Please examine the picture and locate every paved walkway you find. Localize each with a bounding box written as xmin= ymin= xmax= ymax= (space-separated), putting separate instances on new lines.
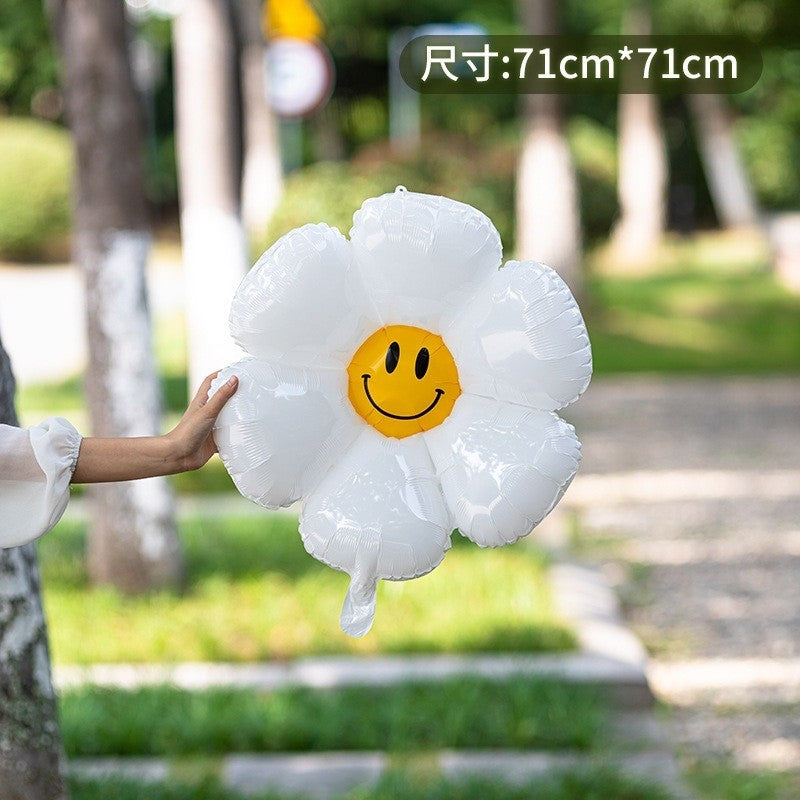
xmin=0 ymin=253 xmax=184 ymax=385
xmin=563 ymin=376 xmax=800 ymax=773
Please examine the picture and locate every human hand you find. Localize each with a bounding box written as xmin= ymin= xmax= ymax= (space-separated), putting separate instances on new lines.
xmin=164 ymin=372 xmax=239 ymax=472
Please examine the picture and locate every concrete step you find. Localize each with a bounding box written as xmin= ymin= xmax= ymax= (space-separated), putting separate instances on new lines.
xmin=54 ymin=652 xmax=650 ymax=707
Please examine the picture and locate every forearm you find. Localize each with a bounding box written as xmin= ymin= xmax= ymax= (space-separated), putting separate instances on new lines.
xmin=70 ymin=372 xmax=237 ymax=484
xmin=71 ymin=435 xmax=190 ymax=483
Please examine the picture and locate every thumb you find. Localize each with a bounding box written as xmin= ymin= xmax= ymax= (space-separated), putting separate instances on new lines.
xmin=204 ymin=374 xmax=238 ymax=419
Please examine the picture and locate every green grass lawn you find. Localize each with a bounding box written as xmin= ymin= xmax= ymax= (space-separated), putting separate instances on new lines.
xmin=70 ymin=768 xmax=677 ymax=800
xmin=688 ymin=762 xmax=800 ymax=800
xmin=586 ymin=262 xmax=800 ymax=374
xmin=60 ymin=677 xmax=604 ymax=756
xmin=40 ymin=514 xmax=574 ymax=663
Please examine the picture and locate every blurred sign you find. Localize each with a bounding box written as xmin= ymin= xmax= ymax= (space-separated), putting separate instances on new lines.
xmin=264 ymin=0 xmax=324 ymax=40
xmin=266 ymin=37 xmax=334 ymax=118
xmin=388 ymin=23 xmax=487 ymax=153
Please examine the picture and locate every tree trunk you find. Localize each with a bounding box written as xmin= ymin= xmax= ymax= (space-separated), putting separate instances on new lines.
xmin=515 ymin=0 xmax=583 ymax=298
xmin=234 ymin=0 xmax=283 ymax=236
xmin=688 ymin=92 xmax=760 ymax=230
xmin=48 ymin=0 xmax=182 ymax=593
xmin=0 ymin=333 xmax=68 ymax=800
xmin=611 ymin=3 xmax=668 ymax=267
xmin=174 ymin=0 xmax=250 ymax=391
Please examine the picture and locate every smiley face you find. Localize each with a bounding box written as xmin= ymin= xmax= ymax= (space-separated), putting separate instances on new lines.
xmin=347 ymin=325 xmax=461 ymax=438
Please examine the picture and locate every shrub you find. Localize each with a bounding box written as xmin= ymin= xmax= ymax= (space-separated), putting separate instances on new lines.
xmin=738 ymin=114 xmax=800 ymax=210
xmin=0 ymin=117 xmax=72 ymax=260
xmin=256 ymin=133 xmax=515 ymax=257
xmin=257 ymin=126 xmax=617 ymax=259
xmin=258 ymin=161 xmax=406 ymax=255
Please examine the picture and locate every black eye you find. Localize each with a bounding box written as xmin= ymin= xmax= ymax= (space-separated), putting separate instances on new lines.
xmin=385 ymin=341 xmax=400 ymax=373
xmin=415 ymin=348 xmax=429 ymax=379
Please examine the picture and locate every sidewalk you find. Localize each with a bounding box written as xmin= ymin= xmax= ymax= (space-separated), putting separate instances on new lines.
xmin=563 ymin=376 xmax=800 ymax=774
xmin=0 ymin=251 xmax=184 ymax=385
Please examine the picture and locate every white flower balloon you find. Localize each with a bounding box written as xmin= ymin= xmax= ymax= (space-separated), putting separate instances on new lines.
xmin=211 ymin=188 xmax=592 ymax=637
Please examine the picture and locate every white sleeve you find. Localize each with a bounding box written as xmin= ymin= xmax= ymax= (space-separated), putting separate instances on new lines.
xmin=0 ymin=418 xmax=83 ymax=548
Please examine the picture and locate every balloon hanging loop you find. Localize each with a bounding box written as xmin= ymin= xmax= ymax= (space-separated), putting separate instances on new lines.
xmin=395 ymin=185 xmax=408 ymax=194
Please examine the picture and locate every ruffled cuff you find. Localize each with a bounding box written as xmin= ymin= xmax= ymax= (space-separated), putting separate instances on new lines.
xmin=28 ymin=416 xmax=83 ymax=539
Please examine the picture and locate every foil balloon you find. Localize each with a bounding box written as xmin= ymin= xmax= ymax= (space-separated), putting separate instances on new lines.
xmin=211 ymin=188 xmax=592 ymax=637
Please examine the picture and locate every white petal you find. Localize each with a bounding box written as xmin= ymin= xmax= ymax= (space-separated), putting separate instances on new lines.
xmin=425 ymin=394 xmax=581 ymax=548
xmin=442 ymin=260 xmax=592 ymax=411
xmin=229 ymin=224 xmax=379 ymax=368
xmin=350 ymin=190 xmax=502 ymax=330
xmin=211 ymin=359 xmax=360 ymax=509
xmin=299 ymin=429 xmax=452 ymax=636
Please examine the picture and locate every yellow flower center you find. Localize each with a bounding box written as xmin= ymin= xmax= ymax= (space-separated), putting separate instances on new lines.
xmin=347 ymin=325 xmax=461 ymax=439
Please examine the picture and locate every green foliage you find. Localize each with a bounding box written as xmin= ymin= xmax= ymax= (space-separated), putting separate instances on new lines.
xmin=738 ymin=114 xmax=800 ymax=208
xmin=653 ymin=0 xmax=795 ymax=36
xmin=0 ymin=117 xmax=72 ymax=259
xmin=0 ymin=0 xmax=58 ymax=114
xmin=688 ymin=761 xmax=800 ymax=800
xmin=145 ymin=132 xmax=180 ymax=207
xmin=258 ymin=161 xmax=406 ymax=254
xmin=650 ymin=0 xmax=800 ymax=211
xmin=735 ymin=48 xmax=800 ymax=210
xmin=170 ymin=458 xmax=236 ymax=495
xmin=260 ymin=122 xmax=618 ymax=259
xmin=568 ymin=116 xmax=619 ymax=243
xmin=337 ymin=96 xmax=389 ymax=148
xmin=16 ymin=373 xmax=82 ymax=416
xmin=257 ymin=140 xmax=515 ymax=257
xmin=60 ymin=678 xmax=605 ymax=757
xmin=368 ymin=768 xmax=676 ymax=800
xmin=39 ymin=515 xmax=574 ymax=663
xmin=70 ymin=776 xmax=280 ymax=800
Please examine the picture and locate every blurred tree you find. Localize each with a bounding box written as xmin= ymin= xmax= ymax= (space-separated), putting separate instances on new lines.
xmin=688 ymin=93 xmax=760 ymax=230
xmin=0 ymin=332 xmax=67 ymax=800
xmin=654 ymin=0 xmax=795 ymax=224
xmin=48 ymin=0 xmax=183 ymax=592
xmin=515 ymin=0 xmax=583 ymax=295
xmin=611 ymin=1 xmax=667 ymax=266
xmin=4 ymin=0 xmax=799 ymax=219
xmin=174 ymin=0 xmax=250 ymax=390
xmin=234 ymin=0 xmax=284 ymax=236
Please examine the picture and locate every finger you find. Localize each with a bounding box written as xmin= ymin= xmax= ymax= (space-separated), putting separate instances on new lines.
xmin=203 ymin=374 xmax=238 ymax=419
xmin=191 ymin=372 xmax=220 ymax=410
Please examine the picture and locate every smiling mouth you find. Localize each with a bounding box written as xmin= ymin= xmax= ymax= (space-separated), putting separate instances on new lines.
xmin=361 ymin=374 xmax=444 ymax=420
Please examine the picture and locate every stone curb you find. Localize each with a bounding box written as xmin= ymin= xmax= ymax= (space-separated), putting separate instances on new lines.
xmin=548 ymin=561 xmax=653 ymax=709
xmin=69 ymin=749 xmax=685 ymax=800
xmin=54 ymin=652 xmax=644 ymax=694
